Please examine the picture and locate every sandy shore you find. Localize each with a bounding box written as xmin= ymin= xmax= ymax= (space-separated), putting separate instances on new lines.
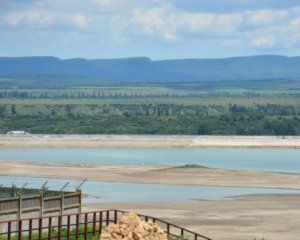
xmin=1 ymin=160 xmax=300 ymax=239
xmin=1 ymin=134 xmax=300 ymax=148
xmin=1 ymin=160 xmax=300 ymax=190
xmin=84 ymin=195 xmax=300 ymax=240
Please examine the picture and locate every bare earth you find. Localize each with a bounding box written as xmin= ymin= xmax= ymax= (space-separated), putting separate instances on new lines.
xmin=84 ymin=195 xmax=300 ymax=240
xmin=0 ymin=134 xmax=300 ymax=148
xmin=1 ymin=135 xmax=300 ymax=240
xmin=1 ymin=160 xmax=300 ymax=239
xmin=1 ymin=160 xmax=300 ymax=190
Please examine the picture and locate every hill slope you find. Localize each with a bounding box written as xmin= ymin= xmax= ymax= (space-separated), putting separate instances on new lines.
xmin=0 ymin=55 xmax=300 ymax=88
xmin=156 ymin=55 xmax=300 ymax=81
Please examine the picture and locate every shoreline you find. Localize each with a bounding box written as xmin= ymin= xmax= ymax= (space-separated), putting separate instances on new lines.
xmin=83 ymin=195 xmax=300 ymax=240
xmin=1 ymin=160 xmax=300 ymax=190
xmin=1 ymin=134 xmax=300 ymax=148
xmin=1 ymin=159 xmax=300 ymax=239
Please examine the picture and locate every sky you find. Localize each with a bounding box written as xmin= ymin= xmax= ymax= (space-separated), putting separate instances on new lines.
xmin=0 ymin=0 xmax=300 ymax=59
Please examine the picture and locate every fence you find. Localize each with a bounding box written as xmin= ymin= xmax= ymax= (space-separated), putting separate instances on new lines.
xmin=0 ymin=209 xmax=213 ymax=240
xmin=0 ymin=187 xmax=81 ymax=219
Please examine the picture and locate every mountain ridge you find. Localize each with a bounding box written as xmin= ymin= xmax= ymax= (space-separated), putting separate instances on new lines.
xmin=0 ymin=55 xmax=300 ymax=88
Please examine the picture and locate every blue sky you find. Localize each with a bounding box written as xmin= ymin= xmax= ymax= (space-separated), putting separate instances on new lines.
xmin=0 ymin=0 xmax=300 ymax=59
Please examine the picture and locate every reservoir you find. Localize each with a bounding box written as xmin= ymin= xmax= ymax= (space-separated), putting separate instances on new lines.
xmin=0 ymin=148 xmax=300 ymax=173
xmin=1 ymin=176 xmax=299 ymax=203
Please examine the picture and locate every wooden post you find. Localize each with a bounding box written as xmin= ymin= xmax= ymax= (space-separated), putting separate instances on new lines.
xmin=78 ymin=190 xmax=82 ymax=213
xmin=76 ymin=214 xmax=80 ymax=240
xmin=106 ymin=211 xmax=109 ymax=226
xmin=84 ymin=213 xmax=88 ymax=240
xmin=167 ymin=224 xmax=170 ymax=237
xmin=29 ymin=219 xmax=33 ymax=240
xmin=58 ymin=216 xmax=62 ymax=240
xmin=38 ymin=218 xmax=42 ymax=240
xmin=17 ymin=194 xmax=22 ymax=219
xmin=114 ymin=211 xmax=117 ymax=224
xmin=18 ymin=220 xmax=22 ymax=240
xmin=48 ymin=217 xmax=52 ymax=240
xmin=60 ymin=191 xmax=64 ymax=215
xmin=40 ymin=191 xmax=44 ymax=217
xmin=99 ymin=212 xmax=103 ymax=235
xmin=92 ymin=212 xmax=96 ymax=236
xmin=67 ymin=215 xmax=71 ymax=239
xmin=7 ymin=222 xmax=11 ymax=240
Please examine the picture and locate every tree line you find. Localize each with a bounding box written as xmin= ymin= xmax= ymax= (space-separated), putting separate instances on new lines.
xmin=0 ymin=103 xmax=299 ymax=135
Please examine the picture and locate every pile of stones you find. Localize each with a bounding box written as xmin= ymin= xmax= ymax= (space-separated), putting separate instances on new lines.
xmin=100 ymin=212 xmax=168 ymax=240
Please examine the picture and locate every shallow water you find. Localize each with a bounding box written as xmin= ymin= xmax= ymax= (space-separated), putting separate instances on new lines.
xmin=1 ymin=176 xmax=299 ymax=203
xmin=0 ymin=148 xmax=300 ymax=173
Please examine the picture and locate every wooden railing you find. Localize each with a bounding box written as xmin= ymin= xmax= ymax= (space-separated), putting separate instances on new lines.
xmin=0 ymin=191 xmax=81 ymax=217
xmin=0 ymin=209 xmax=213 ymax=240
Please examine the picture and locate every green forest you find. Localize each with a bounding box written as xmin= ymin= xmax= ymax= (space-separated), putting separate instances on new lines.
xmin=0 ymin=87 xmax=299 ymax=135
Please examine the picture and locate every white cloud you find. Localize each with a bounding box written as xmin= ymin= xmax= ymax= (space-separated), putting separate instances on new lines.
xmin=2 ymin=10 xmax=89 ymax=30
xmin=131 ymin=4 xmax=178 ymax=42
xmin=246 ymin=9 xmax=288 ymax=26
xmin=249 ymin=36 xmax=276 ymax=48
xmin=290 ymin=17 xmax=300 ymax=27
xmin=1 ymin=0 xmax=300 ymax=51
xmin=130 ymin=4 xmax=243 ymax=42
xmin=128 ymin=3 xmax=300 ymax=51
xmin=73 ymin=15 xmax=88 ymax=28
xmin=26 ymin=11 xmax=40 ymax=23
xmin=179 ymin=13 xmax=214 ymax=32
xmin=90 ymin=0 xmax=112 ymax=7
xmin=41 ymin=15 xmax=53 ymax=25
xmin=3 ymin=12 xmax=23 ymax=26
xmin=163 ymin=32 xmax=177 ymax=42
xmin=131 ymin=5 xmax=170 ymax=35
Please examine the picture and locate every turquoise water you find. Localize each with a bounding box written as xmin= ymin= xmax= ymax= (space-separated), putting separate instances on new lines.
xmin=1 ymin=176 xmax=299 ymax=203
xmin=0 ymin=148 xmax=299 ymax=173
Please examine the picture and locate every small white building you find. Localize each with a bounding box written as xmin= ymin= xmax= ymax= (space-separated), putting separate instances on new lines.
xmin=6 ymin=131 xmax=31 ymax=135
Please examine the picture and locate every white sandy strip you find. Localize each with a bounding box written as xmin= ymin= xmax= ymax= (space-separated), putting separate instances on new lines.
xmin=0 ymin=134 xmax=300 ymax=148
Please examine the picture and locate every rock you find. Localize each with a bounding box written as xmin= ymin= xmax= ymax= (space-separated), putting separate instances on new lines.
xmin=100 ymin=212 xmax=167 ymax=240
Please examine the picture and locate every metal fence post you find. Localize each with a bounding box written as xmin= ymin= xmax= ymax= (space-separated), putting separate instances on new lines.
xmin=7 ymin=221 xmax=11 ymax=240
xmin=114 ymin=210 xmax=117 ymax=224
xmin=18 ymin=219 xmax=22 ymax=240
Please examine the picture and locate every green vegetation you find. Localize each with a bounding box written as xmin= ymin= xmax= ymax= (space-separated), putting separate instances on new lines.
xmin=152 ymin=164 xmax=208 ymax=172
xmin=175 ymin=164 xmax=208 ymax=169
xmin=168 ymin=237 xmax=187 ymax=240
xmin=0 ymin=84 xmax=299 ymax=135
xmin=0 ymin=101 xmax=299 ymax=135
xmin=0 ymin=225 xmax=99 ymax=240
xmin=0 ymin=233 xmax=186 ymax=240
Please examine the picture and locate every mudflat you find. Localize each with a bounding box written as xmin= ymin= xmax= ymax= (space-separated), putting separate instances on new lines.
xmin=0 ymin=134 xmax=300 ymax=148
xmin=1 ymin=160 xmax=300 ymax=189
xmin=84 ymin=195 xmax=300 ymax=240
xmin=1 ymin=160 xmax=300 ymax=239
